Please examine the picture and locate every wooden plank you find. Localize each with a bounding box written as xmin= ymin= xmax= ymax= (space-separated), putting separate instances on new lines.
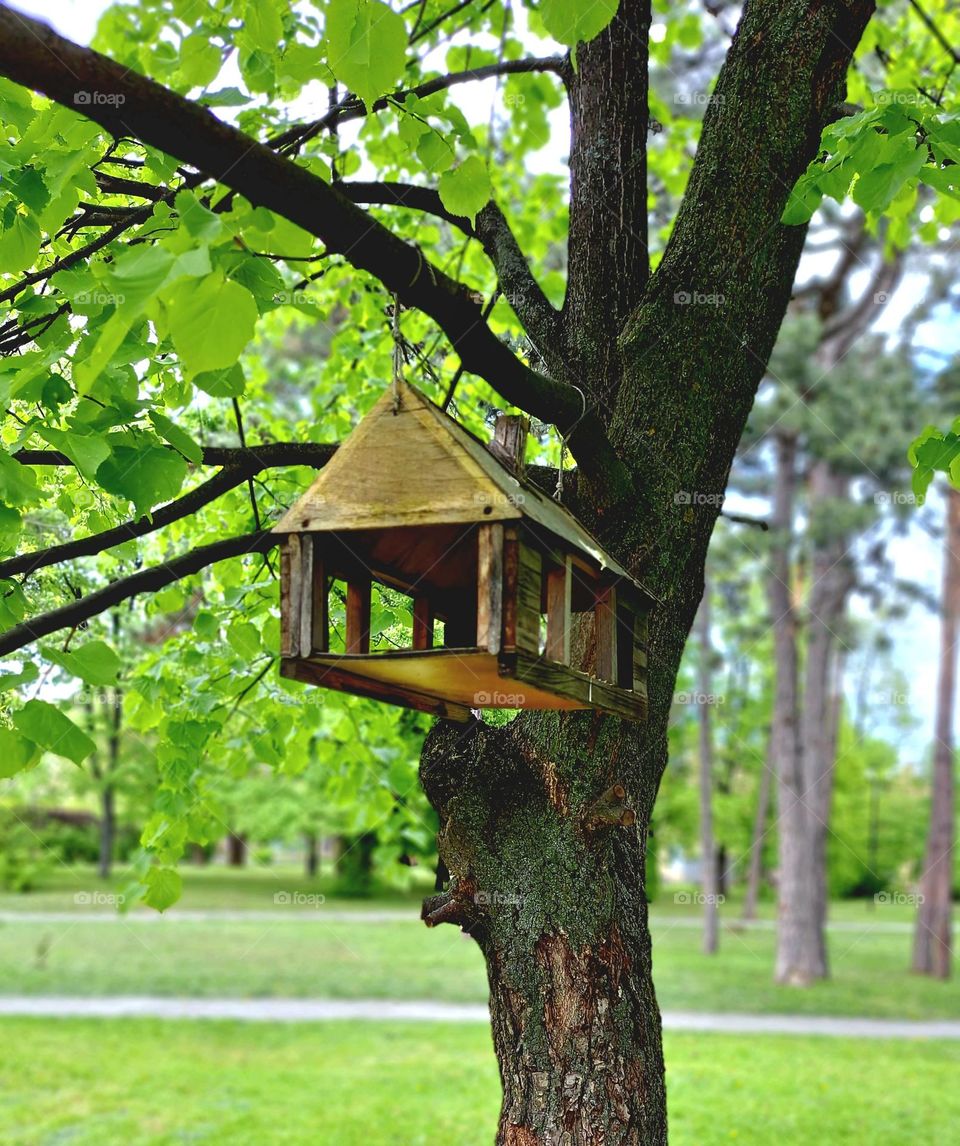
xmin=615 ymin=597 xmax=636 ymax=689
xmin=310 ymin=539 xmax=329 ymax=655
xmin=345 ymin=577 xmax=371 ymax=654
xmin=280 ymin=536 xmax=302 ymax=657
xmin=298 ymin=533 xmax=314 ymax=658
xmin=506 ymin=649 xmax=647 ymax=722
xmin=280 ymin=658 xmax=471 ymax=722
xmin=502 ymin=528 xmax=519 ymax=651
xmin=476 ymin=523 xmax=504 ymax=654
xmin=412 ymin=595 xmax=433 ymax=650
xmin=632 ymin=607 xmax=649 ymax=691
xmin=594 ymin=584 xmax=617 ymax=683
xmin=544 ymin=555 xmax=572 ymax=664
xmin=516 ymin=540 xmax=542 ymax=654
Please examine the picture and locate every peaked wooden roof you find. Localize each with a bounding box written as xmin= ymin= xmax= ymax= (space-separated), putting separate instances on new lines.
xmin=274 ymin=382 xmax=653 ymax=598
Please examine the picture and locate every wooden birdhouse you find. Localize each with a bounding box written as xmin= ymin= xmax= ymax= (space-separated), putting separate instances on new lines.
xmin=273 ymin=382 xmax=654 ymax=722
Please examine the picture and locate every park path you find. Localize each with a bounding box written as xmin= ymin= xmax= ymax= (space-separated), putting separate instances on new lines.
xmin=0 ymin=910 xmax=937 ymax=932
xmin=0 ymin=995 xmax=958 ymax=1038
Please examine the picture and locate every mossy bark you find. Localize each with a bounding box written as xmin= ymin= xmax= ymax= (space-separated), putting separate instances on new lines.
xmin=420 ymin=2 xmax=875 ymax=1141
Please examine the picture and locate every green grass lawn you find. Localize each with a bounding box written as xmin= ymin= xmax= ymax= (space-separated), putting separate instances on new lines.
xmin=1 ymin=910 xmax=958 ymax=1018
xmin=0 ymin=863 xmax=430 ymax=914
xmin=1 ymin=1017 xmax=957 ymax=1145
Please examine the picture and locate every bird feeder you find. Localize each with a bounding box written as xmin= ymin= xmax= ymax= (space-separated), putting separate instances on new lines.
xmin=273 ymin=382 xmax=654 ymax=722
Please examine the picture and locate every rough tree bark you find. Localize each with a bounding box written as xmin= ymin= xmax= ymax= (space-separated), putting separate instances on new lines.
xmin=696 ymin=588 xmax=720 ymax=954
xmin=0 ymin=0 xmax=876 ymax=1138
xmin=421 ymin=5 xmax=875 ymax=1139
xmin=912 ymin=484 xmax=960 ymax=979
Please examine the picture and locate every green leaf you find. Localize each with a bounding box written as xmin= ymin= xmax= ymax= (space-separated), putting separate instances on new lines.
xmin=325 ymin=0 xmax=407 ymax=109
xmin=180 ymin=34 xmax=222 ymax=87
xmin=0 ymin=212 xmax=41 ymax=275
xmin=166 ymin=271 xmax=258 ymax=378
xmin=174 ymin=189 xmax=223 ymax=242
xmin=194 ymin=363 xmax=246 ymax=397
xmin=538 ymin=0 xmax=619 ymax=47
xmin=0 ymin=451 xmax=39 ymax=506
xmin=12 ymin=700 xmax=96 ymax=765
xmin=36 ymin=428 xmax=111 ymax=483
xmin=149 ymin=411 xmax=203 ymax=464
xmin=0 ymin=661 xmax=38 ymax=693
xmin=96 ymin=442 xmax=188 ymax=516
xmin=0 ymin=727 xmax=41 ymax=779
xmin=42 ymin=640 xmax=121 ymax=687
xmin=105 ymin=245 xmax=178 ymax=311
xmin=438 ymin=156 xmax=492 ymax=225
xmin=143 ymin=865 xmax=182 ymax=912
xmin=227 ymin=620 xmax=261 ymax=659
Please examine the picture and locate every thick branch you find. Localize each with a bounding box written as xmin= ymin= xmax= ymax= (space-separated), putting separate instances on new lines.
xmin=0 ymin=531 xmax=273 ymax=657
xmin=0 ymin=6 xmax=628 ymax=499
xmin=13 ymin=442 xmax=338 ymax=469
xmin=1 ymin=467 xmax=252 ymax=580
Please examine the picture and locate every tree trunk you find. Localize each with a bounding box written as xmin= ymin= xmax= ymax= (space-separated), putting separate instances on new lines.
xmin=98 ymin=785 xmax=115 ymax=881
xmin=226 ymin=832 xmax=247 ymax=867
xmin=97 ymin=682 xmax=121 ymax=880
xmin=418 ymin=2 xmax=873 ymax=1136
xmin=743 ymin=753 xmax=772 ymax=921
xmin=696 ymin=591 xmax=720 ymax=954
xmin=912 ymin=484 xmax=960 ymax=978
xmin=305 ymin=831 xmax=320 ymax=879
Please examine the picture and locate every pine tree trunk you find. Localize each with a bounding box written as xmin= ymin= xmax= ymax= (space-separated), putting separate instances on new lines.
xmin=912 ymin=484 xmax=960 ymax=978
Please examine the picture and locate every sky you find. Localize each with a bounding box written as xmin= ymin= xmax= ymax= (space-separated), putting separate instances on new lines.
xmin=8 ymin=0 xmax=955 ymax=759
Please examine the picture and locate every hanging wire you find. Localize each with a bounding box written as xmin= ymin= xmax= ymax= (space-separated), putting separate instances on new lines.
xmin=553 ymin=385 xmax=587 ymax=501
xmin=391 ymin=292 xmax=403 ymax=413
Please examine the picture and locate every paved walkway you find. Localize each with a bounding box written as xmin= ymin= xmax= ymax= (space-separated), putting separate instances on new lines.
xmin=0 ymin=996 xmax=957 ymax=1038
xmin=0 ymin=910 xmax=935 ymax=932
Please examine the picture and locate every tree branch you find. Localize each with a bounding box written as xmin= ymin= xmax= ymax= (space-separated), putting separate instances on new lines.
xmin=272 ymin=56 xmax=568 ymax=153
xmin=0 ymin=5 xmax=629 ymax=500
xmin=0 ymin=467 xmax=252 ymax=580
xmin=0 ymin=531 xmax=273 ymax=657
xmin=13 ymin=442 xmax=338 ymax=469
xmin=340 ymin=182 xmax=563 ymax=362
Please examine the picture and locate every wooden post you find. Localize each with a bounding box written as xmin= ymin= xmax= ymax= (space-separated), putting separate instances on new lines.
xmin=476 ymin=523 xmax=504 ymax=654
xmin=489 ymin=414 xmax=529 ymax=474
xmin=280 ymin=536 xmax=302 ymax=657
xmin=310 ymin=540 xmax=329 ymax=655
xmin=515 ymin=539 xmax=542 ymax=654
xmin=595 ymin=584 xmax=618 ymax=682
xmin=412 ymin=595 xmax=433 ymax=650
xmin=345 ymin=577 xmax=371 ymax=653
xmin=545 ymin=555 xmax=572 ymax=664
